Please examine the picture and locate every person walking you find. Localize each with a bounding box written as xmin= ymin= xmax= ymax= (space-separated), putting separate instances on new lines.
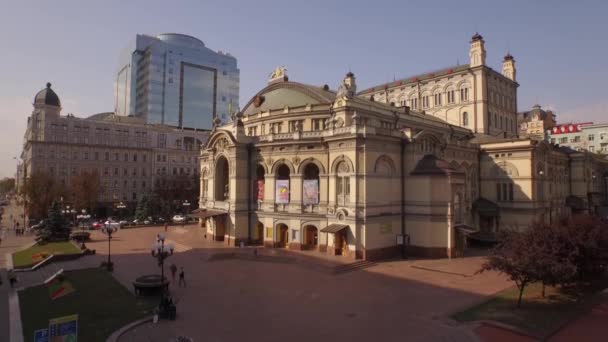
xmin=164 ymin=222 xmax=168 ymax=232
xmin=170 ymin=263 xmax=177 ymax=282
xmin=8 ymin=270 xmax=17 ymax=288
xmin=178 ymin=267 xmax=186 ymax=287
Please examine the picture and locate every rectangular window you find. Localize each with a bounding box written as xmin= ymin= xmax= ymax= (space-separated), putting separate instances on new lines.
xmin=288 ymin=120 xmax=303 ymax=132
xmin=422 ymin=96 xmax=429 ymax=108
xmin=312 ymin=119 xmax=323 ymax=131
xmin=460 ymin=88 xmax=469 ymax=102
xmin=588 ymin=134 xmax=595 ymax=141
xmin=574 ymin=136 xmax=581 ymax=142
xmin=410 ymin=98 xmax=418 ymax=109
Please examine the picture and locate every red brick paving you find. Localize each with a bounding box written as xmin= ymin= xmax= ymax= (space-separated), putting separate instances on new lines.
xmin=549 ymin=299 xmax=608 ymax=342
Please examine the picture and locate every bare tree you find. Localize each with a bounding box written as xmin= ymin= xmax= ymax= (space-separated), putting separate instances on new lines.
xmin=70 ymin=170 xmax=101 ymax=212
xmin=22 ymin=171 xmax=66 ymax=220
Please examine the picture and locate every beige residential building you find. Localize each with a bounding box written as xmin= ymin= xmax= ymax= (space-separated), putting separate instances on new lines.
xmin=359 ymin=34 xmax=519 ymax=139
xmin=196 ymin=67 xmax=608 ymax=261
xmin=19 ymin=83 xmax=208 ymax=211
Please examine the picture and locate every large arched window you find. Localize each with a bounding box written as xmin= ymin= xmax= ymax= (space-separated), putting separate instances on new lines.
xmin=215 ymin=156 xmax=229 ymax=201
xmin=275 ymin=164 xmax=291 ymax=204
xmin=303 ymin=163 xmax=320 ymax=205
xmin=335 ymin=161 xmax=350 ymax=206
xmin=454 ymin=193 xmax=463 ymax=224
xmin=255 ymin=165 xmax=265 ymax=203
xmin=462 ymin=112 xmax=469 ymax=127
xmin=201 ymin=169 xmax=209 ymax=200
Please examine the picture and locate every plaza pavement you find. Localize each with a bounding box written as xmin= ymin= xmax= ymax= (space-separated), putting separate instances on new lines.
xmin=81 ymin=225 xmax=511 ymax=342
xmin=0 ymin=198 xmax=35 ymax=342
xmin=5 ymin=218 xmax=606 ymax=341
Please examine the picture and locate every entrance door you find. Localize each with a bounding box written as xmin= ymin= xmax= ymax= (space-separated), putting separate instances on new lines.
xmin=277 ymin=224 xmax=288 ymax=247
xmin=334 ymin=230 xmax=347 ymax=256
xmin=215 ymin=216 xmax=226 ymax=241
xmin=479 ymin=215 xmax=494 ymax=233
xmin=256 ymin=222 xmax=264 ymax=244
xmin=304 ymin=226 xmax=318 ymax=250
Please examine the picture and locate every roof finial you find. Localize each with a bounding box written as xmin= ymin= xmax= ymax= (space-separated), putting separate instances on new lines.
xmin=46 ymin=82 xmax=51 ymax=88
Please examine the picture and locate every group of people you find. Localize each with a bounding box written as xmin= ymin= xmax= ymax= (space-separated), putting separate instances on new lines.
xmin=170 ymin=263 xmax=186 ymax=287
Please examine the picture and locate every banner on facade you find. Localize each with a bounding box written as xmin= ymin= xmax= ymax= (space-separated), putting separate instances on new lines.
xmin=48 ymin=314 xmax=78 ymax=341
xmin=275 ymin=180 xmax=290 ymax=204
xmin=302 ymin=179 xmax=319 ymax=205
xmin=257 ymin=180 xmax=264 ymax=201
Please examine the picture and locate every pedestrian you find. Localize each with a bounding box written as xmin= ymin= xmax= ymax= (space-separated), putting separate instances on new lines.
xmin=8 ymin=270 xmax=17 ymax=288
xmin=170 ymin=263 xmax=177 ymax=282
xmin=164 ymin=222 xmax=168 ymax=232
xmin=178 ymin=267 xmax=186 ymax=287
xmin=15 ymin=222 xmax=20 ymax=236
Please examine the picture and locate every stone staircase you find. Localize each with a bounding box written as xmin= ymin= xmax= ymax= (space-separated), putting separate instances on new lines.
xmin=13 ymin=254 xmax=101 ymax=289
xmin=332 ymin=260 xmax=377 ymax=275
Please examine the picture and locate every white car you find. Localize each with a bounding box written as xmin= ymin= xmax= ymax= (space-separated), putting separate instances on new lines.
xmin=172 ymin=215 xmax=186 ymax=223
xmin=103 ymin=220 xmax=121 ymax=230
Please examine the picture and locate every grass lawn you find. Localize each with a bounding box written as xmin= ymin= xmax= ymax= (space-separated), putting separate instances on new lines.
xmin=19 ymin=268 xmax=156 ymax=342
xmin=452 ymin=282 xmax=602 ymax=338
xmin=12 ymin=241 xmax=82 ymax=268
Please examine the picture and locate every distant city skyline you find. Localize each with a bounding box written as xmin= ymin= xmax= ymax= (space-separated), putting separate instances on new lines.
xmin=1 ymin=0 xmax=607 ymax=178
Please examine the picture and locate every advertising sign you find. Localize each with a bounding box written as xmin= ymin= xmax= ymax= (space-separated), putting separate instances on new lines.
xmin=302 ymin=179 xmax=319 ymax=205
xmin=34 ymin=329 xmax=49 ymax=342
xmin=48 ymin=314 xmax=78 ymax=342
xmin=275 ymin=180 xmax=290 ymax=204
xmin=257 ymin=180 xmax=264 ymax=201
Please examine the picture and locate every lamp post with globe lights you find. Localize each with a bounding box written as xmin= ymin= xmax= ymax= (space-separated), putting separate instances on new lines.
xmin=101 ymin=222 xmax=118 ymax=271
xmin=77 ymin=209 xmax=91 ymax=249
xmin=151 ymin=233 xmax=174 ymax=303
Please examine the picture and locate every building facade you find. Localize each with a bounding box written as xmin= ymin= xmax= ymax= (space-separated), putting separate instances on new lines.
xmin=20 ymin=83 xmax=208 ymax=210
xmin=549 ymin=122 xmax=608 ymax=154
xmin=358 ymin=34 xmax=519 ymax=139
xmin=197 ymin=70 xmax=608 ymax=261
xmin=518 ymin=104 xmax=557 ymax=140
xmin=114 ymin=33 xmax=239 ymax=129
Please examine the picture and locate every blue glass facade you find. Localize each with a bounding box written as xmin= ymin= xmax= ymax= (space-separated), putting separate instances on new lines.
xmin=114 ymin=33 xmax=239 ymax=129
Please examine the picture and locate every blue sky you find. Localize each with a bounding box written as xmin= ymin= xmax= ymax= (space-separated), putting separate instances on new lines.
xmin=1 ymin=0 xmax=607 ymax=177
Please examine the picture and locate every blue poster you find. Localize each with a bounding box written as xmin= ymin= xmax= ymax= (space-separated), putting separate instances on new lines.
xmin=48 ymin=314 xmax=78 ymax=341
xmin=34 ymin=329 xmax=49 ymax=342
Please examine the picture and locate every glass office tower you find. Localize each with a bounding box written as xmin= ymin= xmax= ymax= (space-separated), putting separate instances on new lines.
xmin=114 ymin=33 xmax=239 ymax=129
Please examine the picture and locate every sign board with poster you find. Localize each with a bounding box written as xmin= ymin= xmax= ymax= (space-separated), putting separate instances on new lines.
xmin=302 ymin=179 xmax=319 ymax=205
xmin=34 ymin=329 xmax=49 ymax=342
xmin=48 ymin=314 xmax=78 ymax=342
xmin=275 ymin=180 xmax=290 ymax=204
xmin=256 ymin=180 xmax=264 ymax=201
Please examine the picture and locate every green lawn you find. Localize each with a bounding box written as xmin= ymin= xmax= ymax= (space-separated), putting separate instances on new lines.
xmin=452 ymin=282 xmax=600 ymax=338
xmin=19 ymin=268 xmax=156 ymax=342
xmin=12 ymin=241 xmax=82 ymax=268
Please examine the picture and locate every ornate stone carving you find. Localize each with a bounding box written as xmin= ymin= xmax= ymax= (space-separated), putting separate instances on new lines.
xmin=292 ymin=156 xmax=301 ymax=166
xmin=268 ymin=66 xmax=288 ymax=82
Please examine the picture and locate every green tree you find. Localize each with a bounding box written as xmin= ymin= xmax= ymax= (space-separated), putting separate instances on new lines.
xmin=23 ymin=171 xmax=66 ymax=220
xmin=70 ymin=170 xmax=101 ymax=212
xmin=135 ymin=193 xmax=152 ymax=221
xmin=0 ymin=177 xmax=15 ymax=195
xmin=35 ymin=200 xmax=71 ymax=242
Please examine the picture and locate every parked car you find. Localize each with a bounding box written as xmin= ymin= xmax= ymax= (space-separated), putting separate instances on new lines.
xmin=172 ymin=215 xmax=187 ymax=223
xmin=104 ymin=220 xmax=121 ymax=230
xmin=91 ymin=221 xmax=103 ymax=230
xmin=118 ymin=220 xmax=130 ymax=228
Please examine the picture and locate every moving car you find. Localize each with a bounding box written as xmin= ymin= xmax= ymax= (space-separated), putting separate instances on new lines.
xmin=172 ymin=215 xmax=186 ymax=223
xmin=91 ymin=221 xmax=103 ymax=230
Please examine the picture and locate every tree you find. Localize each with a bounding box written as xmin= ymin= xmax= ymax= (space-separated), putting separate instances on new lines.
xmin=0 ymin=177 xmax=15 ymax=195
xmin=35 ymin=200 xmax=71 ymax=242
xmin=559 ymin=216 xmax=608 ymax=281
xmin=22 ymin=171 xmax=66 ymax=220
xmin=135 ymin=192 xmax=152 ymax=221
xmin=153 ymin=174 xmax=199 ymax=215
xmin=70 ymin=170 xmax=101 ymax=212
xmin=479 ymin=230 xmax=540 ymax=307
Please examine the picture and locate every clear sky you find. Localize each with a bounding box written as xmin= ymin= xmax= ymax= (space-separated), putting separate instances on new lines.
xmin=1 ymin=0 xmax=607 ymax=178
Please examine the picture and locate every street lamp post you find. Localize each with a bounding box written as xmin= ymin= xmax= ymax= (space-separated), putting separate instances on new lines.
xmin=78 ymin=210 xmax=90 ymax=249
xmin=101 ymin=223 xmax=118 ymax=271
xmin=151 ymin=233 xmax=174 ymax=305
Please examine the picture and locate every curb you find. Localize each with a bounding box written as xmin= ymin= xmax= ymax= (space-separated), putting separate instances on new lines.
xmin=105 ymin=316 xmax=153 ymax=342
xmin=8 ymin=289 xmax=23 ymax=342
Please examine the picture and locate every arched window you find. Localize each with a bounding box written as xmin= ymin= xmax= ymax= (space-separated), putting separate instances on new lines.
xmin=446 ymin=87 xmax=456 ymax=104
xmin=433 ymin=90 xmax=442 ymax=107
xmin=303 ymin=163 xmax=320 ymax=205
xmin=275 ymin=164 xmax=291 ymax=204
xmin=454 ymin=193 xmax=463 ymax=224
xmin=462 ymin=112 xmax=469 ymax=127
xmin=254 ymin=165 xmax=265 ymax=203
xmin=335 ymin=161 xmax=350 ymax=206
xmin=201 ymin=169 xmax=209 ymax=199
xmin=215 ymin=156 xmax=229 ymax=201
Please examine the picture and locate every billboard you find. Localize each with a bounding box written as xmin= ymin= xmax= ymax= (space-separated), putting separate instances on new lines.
xmin=275 ymin=180 xmax=290 ymax=204
xmin=257 ymin=180 xmax=264 ymax=201
xmin=302 ymin=179 xmax=319 ymax=205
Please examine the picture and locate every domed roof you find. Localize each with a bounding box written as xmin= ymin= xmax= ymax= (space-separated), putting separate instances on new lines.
xmin=504 ymin=53 xmax=514 ymax=61
xmin=471 ymin=32 xmax=483 ymax=41
xmin=34 ymin=82 xmax=61 ymax=107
